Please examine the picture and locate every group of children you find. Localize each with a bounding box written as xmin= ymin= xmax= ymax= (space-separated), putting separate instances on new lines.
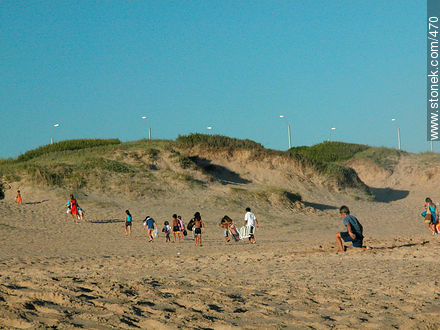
xmin=220 ymin=207 xmax=259 ymax=244
xmin=125 ymin=211 xmax=206 ymax=246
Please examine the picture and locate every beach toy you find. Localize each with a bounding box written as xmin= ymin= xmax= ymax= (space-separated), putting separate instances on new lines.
xmin=152 ymin=229 xmax=158 ymax=239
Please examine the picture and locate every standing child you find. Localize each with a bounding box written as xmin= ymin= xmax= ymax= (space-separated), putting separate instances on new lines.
xmin=172 ymin=214 xmax=181 ymax=243
xmin=143 ymin=216 xmax=156 ymax=242
xmin=15 ymin=190 xmax=22 ymax=204
xmin=194 ymin=212 xmax=204 ymax=247
xmin=422 ymin=197 xmax=439 ymax=234
xmin=125 ymin=210 xmax=132 ymax=237
xmin=178 ymin=215 xmax=187 ymax=237
xmin=244 ymin=207 xmax=259 ymax=244
xmin=70 ymin=195 xmax=79 ymax=223
xmin=77 ymin=206 xmax=85 ymax=221
xmin=162 ymin=221 xmax=171 ymax=242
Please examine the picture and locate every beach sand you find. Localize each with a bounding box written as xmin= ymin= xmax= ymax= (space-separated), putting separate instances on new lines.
xmin=1 ymin=186 xmax=440 ymax=329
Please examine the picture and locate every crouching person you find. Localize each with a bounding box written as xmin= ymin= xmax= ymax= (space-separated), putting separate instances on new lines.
xmin=336 ymin=205 xmax=369 ymax=252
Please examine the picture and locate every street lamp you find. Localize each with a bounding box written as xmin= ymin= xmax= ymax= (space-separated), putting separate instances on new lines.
xmin=141 ymin=116 xmax=151 ymax=140
xmin=206 ymin=126 xmax=213 ymax=134
xmin=51 ymin=123 xmax=60 ymax=144
xmin=279 ymin=115 xmax=292 ymax=149
xmin=391 ymin=118 xmax=401 ymax=150
xmin=328 ymin=127 xmax=336 ymax=142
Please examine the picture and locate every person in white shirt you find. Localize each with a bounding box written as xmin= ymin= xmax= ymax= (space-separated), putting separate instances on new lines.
xmin=244 ymin=207 xmax=259 ymax=244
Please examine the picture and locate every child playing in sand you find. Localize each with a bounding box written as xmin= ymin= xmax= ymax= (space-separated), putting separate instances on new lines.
xmin=172 ymin=214 xmax=181 ymax=243
xmin=162 ymin=221 xmax=171 ymax=242
xmin=193 ymin=212 xmax=204 ymax=247
xmin=421 ymin=197 xmax=439 ymax=234
xmin=227 ymin=217 xmax=240 ymax=242
xmin=125 ymin=210 xmax=132 ymax=237
xmin=220 ymin=216 xmax=230 ymax=243
xmin=15 ymin=190 xmax=22 ymax=204
xmin=143 ymin=216 xmax=156 ymax=242
xmin=336 ymin=205 xmax=369 ymax=252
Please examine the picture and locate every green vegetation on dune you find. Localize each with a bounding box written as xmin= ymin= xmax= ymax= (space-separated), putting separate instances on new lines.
xmin=177 ymin=133 xmax=264 ymax=150
xmin=289 ymin=142 xmax=370 ymax=163
xmin=17 ymin=139 xmax=121 ymax=162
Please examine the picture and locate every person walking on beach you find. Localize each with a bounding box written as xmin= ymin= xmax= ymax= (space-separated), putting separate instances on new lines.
xmin=15 ymin=190 xmax=22 ymax=204
xmin=421 ymin=197 xmax=439 ymax=234
xmin=335 ymin=205 xmax=367 ymax=252
xmin=244 ymin=207 xmax=259 ymax=244
xmin=143 ymin=216 xmax=156 ymax=242
xmin=193 ymin=212 xmax=204 ymax=247
xmin=178 ymin=215 xmax=187 ymax=237
xmin=172 ymin=214 xmax=181 ymax=243
xmin=162 ymin=221 xmax=171 ymax=242
xmin=70 ymin=195 xmax=79 ymax=223
xmin=125 ymin=210 xmax=133 ymax=237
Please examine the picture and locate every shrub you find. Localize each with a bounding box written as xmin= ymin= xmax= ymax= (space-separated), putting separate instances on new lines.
xmin=176 ymin=134 xmax=264 ymax=150
xmin=289 ymin=142 xmax=370 ymax=163
xmin=17 ymin=139 xmax=121 ymax=162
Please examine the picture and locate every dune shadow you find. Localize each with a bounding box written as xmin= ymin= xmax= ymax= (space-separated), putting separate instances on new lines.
xmin=303 ymin=201 xmax=338 ymax=211
xmin=25 ymin=200 xmax=49 ymax=205
xmin=189 ymin=156 xmax=251 ymax=185
xmin=89 ymin=219 xmax=124 ymax=224
xmin=370 ymin=187 xmax=409 ymax=203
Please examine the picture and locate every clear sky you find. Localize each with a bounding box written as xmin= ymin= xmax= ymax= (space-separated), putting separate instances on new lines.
xmin=0 ymin=1 xmax=427 ymax=158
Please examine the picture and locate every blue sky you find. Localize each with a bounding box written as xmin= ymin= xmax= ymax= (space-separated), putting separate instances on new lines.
xmin=0 ymin=1 xmax=426 ymax=158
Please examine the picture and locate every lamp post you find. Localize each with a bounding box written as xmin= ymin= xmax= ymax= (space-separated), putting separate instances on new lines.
xmin=51 ymin=123 xmax=60 ymax=144
xmin=206 ymin=126 xmax=213 ymax=134
xmin=328 ymin=127 xmax=336 ymax=142
xmin=279 ymin=115 xmax=292 ymax=149
xmin=391 ymin=118 xmax=401 ymax=150
xmin=141 ymin=116 xmax=151 ymax=140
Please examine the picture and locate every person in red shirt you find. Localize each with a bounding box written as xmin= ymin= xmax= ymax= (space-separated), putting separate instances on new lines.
xmin=69 ymin=194 xmax=79 ymax=223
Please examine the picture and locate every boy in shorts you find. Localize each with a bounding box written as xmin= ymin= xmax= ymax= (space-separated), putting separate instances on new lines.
xmin=336 ymin=205 xmax=367 ymax=252
xmin=193 ymin=212 xmax=204 ymax=247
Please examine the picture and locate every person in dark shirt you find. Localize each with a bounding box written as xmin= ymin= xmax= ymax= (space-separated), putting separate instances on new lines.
xmin=143 ymin=216 xmax=156 ymax=242
xmin=336 ymin=205 xmax=369 ymax=252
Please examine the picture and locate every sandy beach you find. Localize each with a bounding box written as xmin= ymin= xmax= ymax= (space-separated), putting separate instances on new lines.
xmin=1 ymin=181 xmax=440 ymax=329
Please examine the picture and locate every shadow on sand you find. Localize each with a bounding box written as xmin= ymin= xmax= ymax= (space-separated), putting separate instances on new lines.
xmin=303 ymin=202 xmax=338 ymax=211
xmin=189 ymin=156 xmax=251 ymax=185
xmin=25 ymin=200 xmax=49 ymax=205
xmin=89 ymin=219 xmax=124 ymax=224
xmin=370 ymin=187 xmax=409 ymax=203
xmin=373 ymin=241 xmax=429 ymax=250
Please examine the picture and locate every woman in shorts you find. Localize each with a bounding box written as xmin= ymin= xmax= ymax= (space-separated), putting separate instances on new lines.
xmin=125 ymin=210 xmax=133 ymax=237
xmin=172 ymin=214 xmax=181 ymax=243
